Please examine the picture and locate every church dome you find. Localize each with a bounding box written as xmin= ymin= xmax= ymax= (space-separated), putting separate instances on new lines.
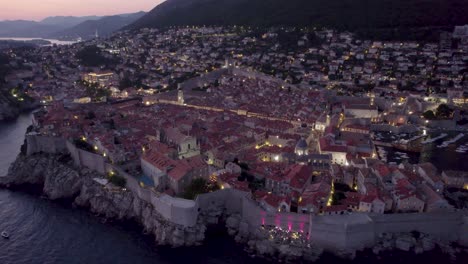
xmin=295 ymin=138 xmax=309 ymax=156
xmin=296 ymin=138 xmax=308 ymax=149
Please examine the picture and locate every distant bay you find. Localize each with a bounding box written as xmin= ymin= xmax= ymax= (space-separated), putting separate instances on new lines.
xmin=0 ymin=37 xmax=77 ymax=46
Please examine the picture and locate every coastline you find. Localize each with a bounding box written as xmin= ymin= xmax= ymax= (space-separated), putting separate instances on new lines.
xmin=0 ymin=153 xmax=207 ymax=247
xmin=1 ymin=152 xmax=467 ymax=263
xmin=0 ymin=98 xmax=40 ymax=122
xmin=0 ymin=37 xmax=77 ymax=46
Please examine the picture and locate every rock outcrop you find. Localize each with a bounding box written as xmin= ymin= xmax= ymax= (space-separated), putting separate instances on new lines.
xmin=372 ymin=232 xmax=463 ymax=258
xmin=1 ymin=153 xmax=206 ymax=247
xmin=0 ymin=91 xmax=38 ymax=121
xmin=223 ymin=214 xmax=324 ymax=263
xmin=75 ymin=176 xmax=206 ymax=247
xmin=3 ymin=153 xmax=467 ymax=260
xmin=1 ymin=154 xmax=82 ymax=199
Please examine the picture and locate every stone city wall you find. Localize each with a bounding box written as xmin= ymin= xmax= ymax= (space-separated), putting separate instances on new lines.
xmin=24 ymin=135 xmax=467 ymax=248
xmin=110 ymin=164 xmax=198 ymax=227
xmin=166 ymin=195 xmax=199 ymax=227
xmin=241 ymin=196 xmax=311 ymax=233
xmin=309 ymin=214 xmax=375 ymax=251
xmin=26 ymin=134 xmax=68 ymax=156
xmin=26 ymin=136 xmax=199 ymax=227
xmin=308 ymin=212 xmax=466 ymax=252
xmin=66 ymin=141 xmax=106 ymax=174
xmin=196 ymin=188 xmax=248 ymax=215
xmin=370 ymin=212 xmax=463 ymax=242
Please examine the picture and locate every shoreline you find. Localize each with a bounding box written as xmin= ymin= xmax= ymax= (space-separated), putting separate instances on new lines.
xmin=0 ymin=101 xmax=40 ymax=122
xmin=0 ymin=37 xmax=77 ymax=45
xmin=1 ymin=152 xmax=467 ymax=262
xmin=2 ymin=186 xmax=466 ymax=264
xmin=0 ymin=153 xmax=207 ymax=247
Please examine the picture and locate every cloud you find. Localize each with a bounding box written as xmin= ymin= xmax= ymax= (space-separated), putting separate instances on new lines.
xmin=0 ymin=0 xmax=163 ymax=21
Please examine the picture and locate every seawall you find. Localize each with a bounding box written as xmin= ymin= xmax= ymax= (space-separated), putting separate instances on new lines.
xmin=7 ymin=134 xmax=468 ymax=260
xmin=25 ymin=135 xmax=200 ymax=227
xmin=0 ymin=153 xmax=206 ymax=247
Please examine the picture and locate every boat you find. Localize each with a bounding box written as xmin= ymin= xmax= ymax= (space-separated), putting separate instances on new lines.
xmin=422 ymin=133 xmax=448 ymax=144
xmin=392 ymin=141 xmax=423 ymax=153
xmin=437 ymin=133 xmax=465 ymax=148
xmin=1 ymin=231 xmax=9 ymax=239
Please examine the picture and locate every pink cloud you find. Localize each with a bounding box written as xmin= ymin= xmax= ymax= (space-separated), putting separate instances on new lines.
xmin=0 ymin=0 xmax=164 ymax=21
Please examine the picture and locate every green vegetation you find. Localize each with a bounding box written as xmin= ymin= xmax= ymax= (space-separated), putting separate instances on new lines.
xmin=109 ymin=174 xmax=127 ymax=188
xmin=334 ymin=182 xmax=354 ymax=193
xmin=424 ymin=104 xmax=454 ymax=120
xmin=331 ymin=182 xmax=355 ymax=205
xmin=73 ymin=138 xmax=95 ymax=152
xmin=130 ymin=0 xmax=468 ymax=41
xmin=0 ymin=52 xmax=36 ymax=118
xmin=83 ymin=81 xmax=111 ymax=100
xmin=85 ymin=111 xmax=96 ymax=120
xmin=76 ymin=45 xmax=120 ymax=67
xmin=331 ymin=192 xmax=346 ymax=206
xmin=435 ymin=104 xmax=454 ymax=119
xmin=183 ymin=178 xmax=219 ymax=200
xmin=249 ymin=178 xmax=265 ymax=192
xmin=423 ymin=110 xmax=436 ymax=120
xmin=0 ymin=53 xmax=10 ymax=83
xmin=119 ymin=74 xmax=133 ymax=89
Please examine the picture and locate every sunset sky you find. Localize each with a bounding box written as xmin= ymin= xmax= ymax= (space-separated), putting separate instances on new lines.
xmin=0 ymin=0 xmax=165 ymax=21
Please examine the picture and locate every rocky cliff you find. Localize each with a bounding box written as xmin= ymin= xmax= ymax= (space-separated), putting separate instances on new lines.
xmin=0 ymin=92 xmax=20 ymax=121
xmin=0 ymin=153 xmax=206 ymax=247
xmin=0 ymin=89 xmax=39 ymax=122
xmin=223 ymin=214 xmax=324 ymax=263
xmin=2 ymin=153 xmax=467 ymax=261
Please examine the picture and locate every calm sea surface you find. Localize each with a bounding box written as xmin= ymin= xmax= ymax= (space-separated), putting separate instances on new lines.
xmin=0 ymin=37 xmax=76 ymax=46
xmin=0 ymin=113 xmax=270 ymax=264
xmin=0 ymin=114 xmax=466 ymax=264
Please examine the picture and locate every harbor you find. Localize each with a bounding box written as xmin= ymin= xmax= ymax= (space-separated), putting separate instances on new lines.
xmin=373 ymin=130 xmax=468 ymax=171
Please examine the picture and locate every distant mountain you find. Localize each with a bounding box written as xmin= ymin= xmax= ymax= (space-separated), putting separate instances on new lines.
xmin=40 ymin=16 xmax=102 ymax=28
xmin=0 ymin=15 xmax=101 ymax=38
xmin=50 ymin=12 xmax=146 ymax=40
xmin=128 ymin=0 xmax=468 ymax=40
xmin=0 ymin=12 xmax=145 ymax=40
xmin=0 ymin=20 xmax=62 ymax=38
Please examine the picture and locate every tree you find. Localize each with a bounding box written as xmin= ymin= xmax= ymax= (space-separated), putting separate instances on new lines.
xmin=76 ymin=45 xmax=119 ymax=67
xmin=109 ymin=175 xmax=127 ymax=188
xmin=239 ymin=162 xmax=250 ymax=171
xmin=85 ymin=111 xmax=96 ymax=119
xmin=119 ymin=74 xmax=133 ymax=89
xmin=249 ymin=178 xmax=265 ymax=191
xmin=183 ymin=178 xmax=219 ymax=200
xmin=436 ymin=104 xmax=453 ymax=119
xmin=422 ymin=110 xmax=436 ymax=120
xmin=0 ymin=53 xmax=11 ymax=84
